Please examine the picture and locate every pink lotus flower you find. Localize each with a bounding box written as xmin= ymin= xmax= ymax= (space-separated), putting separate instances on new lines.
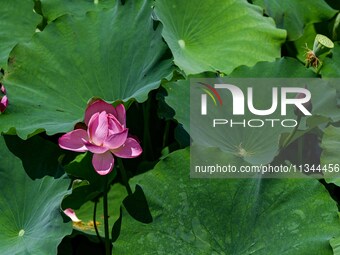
xmin=59 ymin=100 xmax=142 ymax=175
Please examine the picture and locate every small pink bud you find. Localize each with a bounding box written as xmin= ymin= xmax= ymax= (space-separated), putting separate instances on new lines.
xmin=0 ymin=84 xmax=6 ymax=95
xmin=63 ymin=208 xmax=81 ymax=223
xmin=0 ymin=95 xmax=8 ymax=113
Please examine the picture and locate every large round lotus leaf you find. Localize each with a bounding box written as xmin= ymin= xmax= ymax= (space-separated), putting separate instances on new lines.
xmin=320 ymin=125 xmax=340 ymax=186
xmin=113 ymin=148 xmax=340 ymax=254
xmin=0 ymin=135 xmax=72 ymax=255
xmin=0 ymin=0 xmax=41 ymax=70
xmin=154 ymin=0 xmax=286 ymax=75
xmin=165 ymin=59 xmax=338 ymax=164
xmin=40 ymin=0 xmax=115 ymax=21
xmin=253 ymin=0 xmax=336 ymax=40
xmin=164 ymin=79 xmax=190 ymax=132
xmin=1 ymin=0 xmax=173 ymax=138
xmin=230 ymin=57 xmax=317 ymax=78
xmin=322 ymin=43 xmax=340 ymax=77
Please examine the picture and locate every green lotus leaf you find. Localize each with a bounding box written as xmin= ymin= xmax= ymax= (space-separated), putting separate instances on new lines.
xmin=0 ymin=0 xmax=41 ymax=70
xmin=230 ymin=57 xmax=317 ymax=78
xmin=331 ymin=236 xmax=340 ymax=255
xmin=325 ymin=0 xmax=340 ymax=10
xmin=113 ymin=148 xmax=340 ymax=254
xmin=253 ymin=0 xmax=336 ymax=40
xmin=3 ymin=134 xmax=66 ymax=179
xmin=154 ymin=0 xmax=286 ymax=75
xmin=320 ymin=125 xmax=340 ymax=186
xmin=322 ymin=43 xmax=340 ymax=77
xmin=40 ymin=0 xmax=115 ymax=22
xmin=332 ymin=13 xmax=340 ymax=42
xmin=0 ymin=135 xmax=72 ymax=255
xmin=1 ymin=0 xmax=173 ymax=138
xmin=164 ymin=79 xmax=190 ymax=132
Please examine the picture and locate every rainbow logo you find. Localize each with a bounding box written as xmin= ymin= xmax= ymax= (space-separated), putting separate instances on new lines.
xmin=198 ymin=82 xmax=223 ymax=107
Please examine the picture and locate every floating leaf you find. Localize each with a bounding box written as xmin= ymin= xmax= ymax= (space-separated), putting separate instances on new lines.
xmin=123 ymin=184 xmax=152 ymax=224
xmin=4 ymin=134 xmax=65 ymax=179
xmin=331 ymin=236 xmax=340 ymax=255
xmin=163 ymin=80 xmax=190 ymax=132
xmin=0 ymin=0 xmax=41 ymax=69
xmin=1 ymin=0 xmax=173 ymax=138
xmin=154 ymin=0 xmax=286 ymax=75
xmin=320 ymin=125 xmax=340 ymax=186
xmin=114 ymin=148 xmax=340 ymax=254
xmin=40 ymin=0 xmax=115 ymax=22
xmin=0 ymin=135 xmax=72 ymax=254
xmin=230 ymin=57 xmax=317 ymax=78
xmin=322 ymin=43 xmax=340 ymax=77
xmin=253 ymin=0 xmax=336 ymax=40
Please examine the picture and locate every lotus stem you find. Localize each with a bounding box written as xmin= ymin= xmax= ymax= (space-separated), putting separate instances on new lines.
xmin=282 ymin=115 xmax=302 ymax=148
xmin=103 ymin=176 xmax=110 ymax=255
xmin=298 ymin=136 xmax=303 ymax=165
xmin=162 ymin=120 xmax=171 ymax=149
xmin=93 ymin=199 xmax=103 ymax=244
xmin=142 ymin=100 xmax=154 ymax=160
xmin=117 ymin=157 xmax=132 ymax=195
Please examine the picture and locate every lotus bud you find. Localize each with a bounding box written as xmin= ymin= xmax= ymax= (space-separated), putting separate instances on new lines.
xmin=0 ymin=84 xmax=6 ymax=94
xmin=63 ymin=208 xmax=81 ymax=223
xmin=0 ymin=95 xmax=8 ymax=113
